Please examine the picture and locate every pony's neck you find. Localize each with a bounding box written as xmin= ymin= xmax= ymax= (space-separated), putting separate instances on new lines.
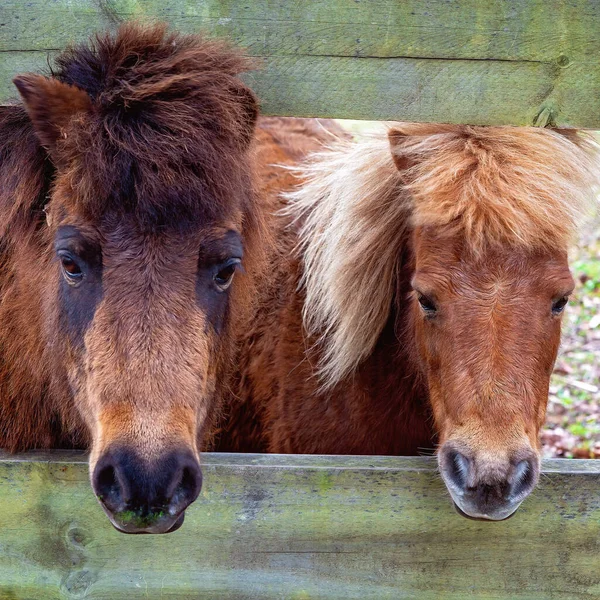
xmin=352 ymin=233 xmax=434 ymax=455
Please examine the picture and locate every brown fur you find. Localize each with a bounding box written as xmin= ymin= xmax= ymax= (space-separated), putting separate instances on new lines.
xmin=213 ymin=116 xmax=350 ymax=451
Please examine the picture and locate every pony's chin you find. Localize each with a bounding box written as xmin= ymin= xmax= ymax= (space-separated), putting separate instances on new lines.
xmin=107 ymin=511 xmax=186 ymax=535
xmin=452 ymin=501 xmax=517 ymax=522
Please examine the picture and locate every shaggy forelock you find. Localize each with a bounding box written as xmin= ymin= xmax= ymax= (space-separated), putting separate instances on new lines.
xmin=393 ymin=123 xmax=600 ymax=252
xmin=287 ymin=123 xmax=600 ymax=388
xmin=52 ymin=22 xmax=258 ymax=228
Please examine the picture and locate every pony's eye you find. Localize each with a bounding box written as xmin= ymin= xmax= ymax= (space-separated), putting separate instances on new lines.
xmin=417 ymin=293 xmax=437 ymax=316
xmin=214 ymin=259 xmax=240 ymax=291
xmin=59 ymin=253 xmax=83 ymax=283
xmin=552 ymin=296 xmax=569 ymax=315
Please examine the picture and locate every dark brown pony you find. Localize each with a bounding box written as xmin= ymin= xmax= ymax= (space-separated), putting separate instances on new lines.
xmin=0 ymin=22 xmax=339 ymax=534
xmin=221 ymin=123 xmax=600 ymax=521
xmin=0 ymin=22 xmax=262 ymax=534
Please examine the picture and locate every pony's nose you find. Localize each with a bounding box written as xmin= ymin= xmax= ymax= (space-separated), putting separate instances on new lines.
xmin=92 ymin=448 xmax=202 ymax=534
xmin=438 ymin=445 xmax=539 ymax=521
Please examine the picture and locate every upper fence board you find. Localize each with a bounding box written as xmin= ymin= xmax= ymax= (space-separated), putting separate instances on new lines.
xmin=0 ymin=0 xmax=599 ymax=126
xmin=0 ymin=452 xmax=599 ymax=599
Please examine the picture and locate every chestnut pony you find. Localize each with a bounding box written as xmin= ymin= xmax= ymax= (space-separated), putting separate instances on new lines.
xmin=221 ymin=124 xmax=599 ymax=521
xmin=0 ymin=23 xmax=337 ymax=533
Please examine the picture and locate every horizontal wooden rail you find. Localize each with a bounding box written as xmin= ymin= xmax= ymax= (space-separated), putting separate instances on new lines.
xmin=0 ymin=451 xmax=598 ymax=598
xmin=0 ymin=1 xmax=599 ymax=126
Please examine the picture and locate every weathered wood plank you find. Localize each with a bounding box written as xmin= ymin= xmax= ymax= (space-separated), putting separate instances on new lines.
xmin=0 ymin=0 xmax=599 ymax=126
xmin=0 ymin=452 xmax=598 ymax=599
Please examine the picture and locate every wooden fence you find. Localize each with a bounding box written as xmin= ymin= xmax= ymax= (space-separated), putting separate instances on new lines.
xmin=1 ymin=1 xmax=600 ymax=598
xmin=0 ymin=452 xmax=599 ymax=599
xmin=1 ymin=0 xmax=600 ymax=126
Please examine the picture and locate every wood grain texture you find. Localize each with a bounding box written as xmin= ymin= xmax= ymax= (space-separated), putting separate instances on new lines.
xmin=0 ymin=0 xmax=599 ymax=126
xmin=0 ymin=451 xmax=598 ymax=599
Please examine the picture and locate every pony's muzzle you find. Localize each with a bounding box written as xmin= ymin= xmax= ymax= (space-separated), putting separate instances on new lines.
xmin=438 ymin=444 xmax=539 ymax=521
xmin=92 ymin=447 xmax=202 ymax=534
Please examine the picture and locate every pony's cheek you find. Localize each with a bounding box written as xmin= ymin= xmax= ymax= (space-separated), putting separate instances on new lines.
xmin=62 ymin=354 xmax=95 ymax=427
xmin=413 ymin=320 xmax=433 ymax=369
xmin=426 ymin=384 xmax=449 ymax=442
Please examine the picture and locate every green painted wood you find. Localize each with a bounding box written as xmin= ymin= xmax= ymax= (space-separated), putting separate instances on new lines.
xmin=0 ymin=452 xmax=598 ymax=599
xmin=0 ymin=1 xmax=599 ymax=126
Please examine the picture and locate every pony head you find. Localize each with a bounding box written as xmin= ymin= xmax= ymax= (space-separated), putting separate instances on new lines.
xmin=11 ymin=23 xmax=262 ymax=533
xmin=291 ymin=123 xmax=598 ymax=519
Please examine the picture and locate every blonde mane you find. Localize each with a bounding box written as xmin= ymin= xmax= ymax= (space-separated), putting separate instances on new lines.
xmin=285 ymin=123 xmax=600 ymax=388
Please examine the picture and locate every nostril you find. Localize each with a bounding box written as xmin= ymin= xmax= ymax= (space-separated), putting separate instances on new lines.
xmin=509 ymin=459 xmax=537 ymax=501
xmin=444 ymin=450 xmax=470 ymax=492
xmin=168 ymin=462 xmax=202 ymax=515
xmin=97 ymin=464 xmax=117 ymax=492
xmin=181 ymin=467 xmax=198 ymax=495
xmin=93 ymin=462 xmax=123 ymax=511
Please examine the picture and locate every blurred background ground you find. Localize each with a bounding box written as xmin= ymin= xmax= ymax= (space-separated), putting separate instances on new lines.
xmin=545 ymin=223 xmax=600 ymax=458
xmin=337 ymin=120 xmax=600 ymax=458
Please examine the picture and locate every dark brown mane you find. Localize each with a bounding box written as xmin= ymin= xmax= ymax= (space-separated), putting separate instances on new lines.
xmin=17 ymin=22 xmax=258 ymax=230
xmin=0 ymin=106 xmax=52 ymax=245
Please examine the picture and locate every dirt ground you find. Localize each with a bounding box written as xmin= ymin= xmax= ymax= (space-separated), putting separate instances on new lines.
xmin=338 ymin=120 xmax=600 ymax=458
